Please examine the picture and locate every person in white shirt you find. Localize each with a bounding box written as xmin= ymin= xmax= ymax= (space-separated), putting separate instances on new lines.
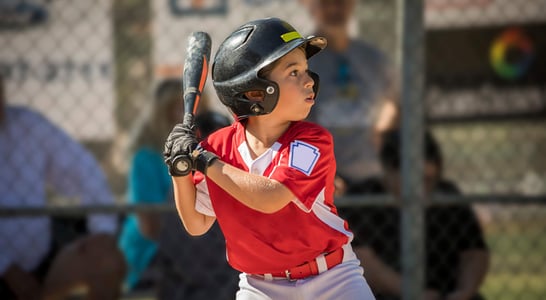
xmin=0 ymin=75 xmax=126 ymax=300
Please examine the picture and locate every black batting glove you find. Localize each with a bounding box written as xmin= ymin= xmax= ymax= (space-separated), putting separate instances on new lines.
xmin=163 ymin=120 xmax=199 ymax=176
xmin=164 ymin=114 xmax=219 ymax=176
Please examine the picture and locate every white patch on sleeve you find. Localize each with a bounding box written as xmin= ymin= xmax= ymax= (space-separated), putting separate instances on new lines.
xmin=289 ymin=140 xmax=320 ymax=176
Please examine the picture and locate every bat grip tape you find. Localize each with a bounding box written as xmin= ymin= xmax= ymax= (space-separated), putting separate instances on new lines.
xmin=184 ymin=87 xmax=201 ymax=98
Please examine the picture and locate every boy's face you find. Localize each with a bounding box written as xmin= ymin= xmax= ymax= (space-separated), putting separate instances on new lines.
xmin=266 ymin=48 xmax=316 ymax=121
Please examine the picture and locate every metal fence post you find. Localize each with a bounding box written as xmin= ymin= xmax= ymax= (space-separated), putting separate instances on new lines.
xmin=111 ymin=0 xmax=153 ymax=193
xmin=396 ymin=0 xmax=425 ymax=299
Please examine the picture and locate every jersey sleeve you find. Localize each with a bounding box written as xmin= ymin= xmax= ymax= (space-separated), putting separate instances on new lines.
xmin=193 ymin=171 xmax=216 ymax=217
xmin=269 ymin=127 xmax=335 ymax=212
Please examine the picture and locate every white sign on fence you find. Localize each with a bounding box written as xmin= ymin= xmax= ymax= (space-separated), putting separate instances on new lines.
xmin=0 ymin=0 xmax=115 ymax=140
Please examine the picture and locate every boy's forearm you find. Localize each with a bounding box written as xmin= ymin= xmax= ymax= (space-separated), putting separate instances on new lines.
xmin=207 ymin=160 xmax=293 ymax=213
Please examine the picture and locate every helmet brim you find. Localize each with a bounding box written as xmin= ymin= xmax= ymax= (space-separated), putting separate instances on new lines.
xmin=305 ymin=36 xmax=327 ymax=58
xmin=256 ymin=35 xmax=327 ymax=72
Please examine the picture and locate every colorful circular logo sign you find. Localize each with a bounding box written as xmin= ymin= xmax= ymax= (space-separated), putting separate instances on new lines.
xmin=490 ymin=28 xmax=535 ymax=80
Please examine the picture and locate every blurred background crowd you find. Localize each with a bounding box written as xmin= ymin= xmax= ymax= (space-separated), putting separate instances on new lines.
xmin=1 ymin=0 xmax=545 ymax=299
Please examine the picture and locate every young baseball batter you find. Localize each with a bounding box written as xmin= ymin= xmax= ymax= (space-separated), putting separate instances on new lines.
xmin=163 ymin=17 xmax=375 ymax=299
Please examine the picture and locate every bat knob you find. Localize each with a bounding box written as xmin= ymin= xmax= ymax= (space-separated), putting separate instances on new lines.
xmin=171 ymin=155 xmax=193 ymax=176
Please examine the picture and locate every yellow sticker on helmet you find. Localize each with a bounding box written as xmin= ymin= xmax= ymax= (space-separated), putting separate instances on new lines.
xmin=281 ymin=31 xmax=302 ymax=43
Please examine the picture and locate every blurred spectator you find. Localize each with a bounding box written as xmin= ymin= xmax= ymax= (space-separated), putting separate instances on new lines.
xmin=118 ymin=78 xmax=238 ymax=299
xmin=156 ymin=110 xmax=239 ymax=300
xmin=302 ymin=0 xmax=399 ymax=195
xmin=117 ymin=79 xmax=185 ymax=292
xmin=0 ymin=75 xmax=125 ymax=299
xmin=341 ymin=129 xmax=490 ymax=300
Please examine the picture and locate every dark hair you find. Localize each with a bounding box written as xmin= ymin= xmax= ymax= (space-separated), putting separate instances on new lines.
xmin=154 ymin=78 xmax=182 ymax=104
xmin=379 ymin=129 xmax=443 ymax=171
xmin=128 ymin=78 xmax=185 ymax=153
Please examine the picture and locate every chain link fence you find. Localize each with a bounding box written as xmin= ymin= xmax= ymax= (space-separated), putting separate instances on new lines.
xmin=1 ymin=0 xmax=545 ymax=299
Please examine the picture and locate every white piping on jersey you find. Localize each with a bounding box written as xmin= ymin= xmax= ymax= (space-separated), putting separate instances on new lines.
xmin=291 ymin=191 xmax=312 ymax=213
xmin=310 ymin=188 xmax=354 ymax=241
xmin=238 ymin=141 xmax=282 ymax=175
xmin=268 ymin=149 xmax=351 ymax=243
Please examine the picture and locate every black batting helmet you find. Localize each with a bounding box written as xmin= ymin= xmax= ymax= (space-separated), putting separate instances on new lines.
xmin=211 ymin=17 xmax=327 ymax=118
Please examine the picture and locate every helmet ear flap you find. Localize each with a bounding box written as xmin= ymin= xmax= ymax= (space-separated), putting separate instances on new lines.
xmin=308 ymin=70 xmax=320 ymax=99
xmin=250 ymin=103 xmax=264 ymax=114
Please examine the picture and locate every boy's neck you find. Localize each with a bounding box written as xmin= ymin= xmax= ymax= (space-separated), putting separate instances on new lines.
xmin=244 ymin=118 xmax=292 ymax=157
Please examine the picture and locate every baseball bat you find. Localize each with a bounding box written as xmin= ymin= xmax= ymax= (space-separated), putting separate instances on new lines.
xmin=172 ymin=31 xmax=212 ymax=176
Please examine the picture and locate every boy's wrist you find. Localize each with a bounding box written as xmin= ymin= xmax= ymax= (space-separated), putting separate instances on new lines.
xmin=195 ymin=150 xmax=218 ymax=175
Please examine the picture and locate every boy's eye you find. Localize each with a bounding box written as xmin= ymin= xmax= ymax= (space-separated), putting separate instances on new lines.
xmin=290 ymin=70 xmax=298 ymax=76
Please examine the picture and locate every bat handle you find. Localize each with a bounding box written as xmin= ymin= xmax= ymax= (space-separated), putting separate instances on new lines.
xmin=168 ymin=113 xmax=197 ymax=176
xmin=171 ymin=155 xmax=193 ymax=176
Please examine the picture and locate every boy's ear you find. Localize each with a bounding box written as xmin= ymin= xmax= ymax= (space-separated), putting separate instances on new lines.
xmin=244 ymin=90 xmax=265 ymax=101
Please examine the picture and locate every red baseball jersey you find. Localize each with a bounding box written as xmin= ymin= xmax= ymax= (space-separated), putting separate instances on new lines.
xmin=193 ymin=120 xmax=353 ymax=274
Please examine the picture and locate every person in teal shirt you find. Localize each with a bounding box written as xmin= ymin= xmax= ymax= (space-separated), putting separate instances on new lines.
xmin=119 ymin=147 xmax=173 ymax=290
xmin=118 ymin=79 xmax=185 ymax=291
xmin=118 ymin=78 xmax=234 ymax=293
